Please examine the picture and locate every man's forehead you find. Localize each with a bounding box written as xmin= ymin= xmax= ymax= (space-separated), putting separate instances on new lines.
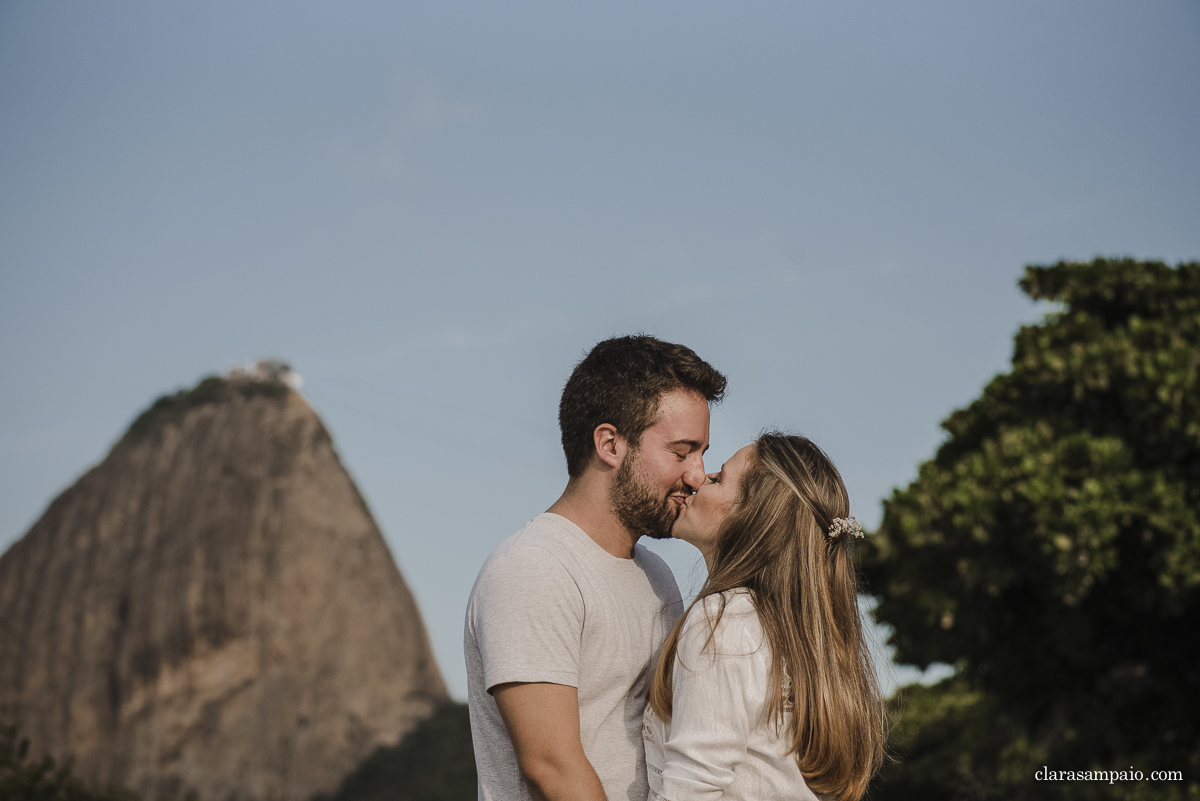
xmin=651 ymin=388 xmax=710 ymax=416
xmin=645 ymin=390 xmax=710 ymax=439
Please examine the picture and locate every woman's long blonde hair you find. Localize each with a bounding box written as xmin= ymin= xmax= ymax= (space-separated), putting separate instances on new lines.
xmin=648 ymin=433 xmax=887 ymax=801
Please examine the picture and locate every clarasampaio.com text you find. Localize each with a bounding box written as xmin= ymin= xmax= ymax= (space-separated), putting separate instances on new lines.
xmin=1036 ymin=768 xmax=1183 ymax=784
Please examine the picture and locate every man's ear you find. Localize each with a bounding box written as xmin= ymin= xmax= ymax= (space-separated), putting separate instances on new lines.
xmin=593 ymin=423 xmax=626 ymax=470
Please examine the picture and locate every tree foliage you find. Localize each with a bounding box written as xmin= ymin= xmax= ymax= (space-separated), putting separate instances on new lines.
xmin=318 ymin=702 xmax=477 ymax=801
xmin=863 ymin=258 xmax=1200 ymax=799
xmin=2 ymin=704 xmax=477 ymax=801
xmin=0 ymin=725 xmax=139 ymax=801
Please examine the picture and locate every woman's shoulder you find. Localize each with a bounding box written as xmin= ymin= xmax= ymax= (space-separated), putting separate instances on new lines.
xmin=689 ymin=586 xmax=756 ymax=618
xmin=680 ymin=588 xmax=765 ymax=657
xmin=710 ymin=586 xmax=756 ymax=608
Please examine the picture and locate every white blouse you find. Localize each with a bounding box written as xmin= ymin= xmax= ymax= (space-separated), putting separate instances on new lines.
xmin=643 ymin=590 xmax=826 ymax=801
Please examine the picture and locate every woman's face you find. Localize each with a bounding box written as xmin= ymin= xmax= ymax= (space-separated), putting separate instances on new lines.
xmin=672 ymin=443 xmax=755 ymax=558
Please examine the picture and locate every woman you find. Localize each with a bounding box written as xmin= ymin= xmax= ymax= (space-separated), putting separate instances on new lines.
xmin=644 ymin=433 xmax=886 ymax=801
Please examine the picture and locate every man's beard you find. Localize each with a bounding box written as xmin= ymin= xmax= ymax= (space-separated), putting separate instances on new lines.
xmin=609 ymin=451 xmax=684 ymax=541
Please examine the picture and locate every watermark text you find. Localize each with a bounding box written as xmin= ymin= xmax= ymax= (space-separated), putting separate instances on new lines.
xmin=1036 ymin=767 xmax=1183 ymax=784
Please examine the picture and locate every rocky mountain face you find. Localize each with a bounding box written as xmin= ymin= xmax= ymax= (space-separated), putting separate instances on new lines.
xmin=0 ymin=373 xmax=448 ymax=801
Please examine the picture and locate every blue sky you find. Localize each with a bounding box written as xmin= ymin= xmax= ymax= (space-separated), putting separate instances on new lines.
xmin=2 ymin=1 xmax=1198 ymax=699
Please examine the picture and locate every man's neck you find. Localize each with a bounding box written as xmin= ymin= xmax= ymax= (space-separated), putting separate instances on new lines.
xmin=547 ymin=479 xmax=637 ymax=559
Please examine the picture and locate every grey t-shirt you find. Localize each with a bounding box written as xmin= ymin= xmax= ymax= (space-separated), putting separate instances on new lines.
xmin=464 ymin=513 xmax=683 ymax=801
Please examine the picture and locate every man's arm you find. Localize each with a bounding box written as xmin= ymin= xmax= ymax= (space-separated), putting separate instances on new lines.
xmin=492 ymin=682 xmax=608 ymax=801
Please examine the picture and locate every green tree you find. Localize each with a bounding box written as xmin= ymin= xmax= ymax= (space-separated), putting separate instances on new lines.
xmin=0 ymin=724 xmax=140 ymax=801
xmin=863 ymin=258 xmax=1200 ymax=800
xmin=319 ymin=702 xmax=477 ymax=801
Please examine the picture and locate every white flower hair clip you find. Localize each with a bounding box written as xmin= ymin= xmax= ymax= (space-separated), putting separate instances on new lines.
xmin=827 ymin=515 xmax=865 ymax=540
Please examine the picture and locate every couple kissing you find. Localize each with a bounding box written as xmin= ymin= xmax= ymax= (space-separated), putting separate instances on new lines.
xmin=465 ymin=335 xmax=886 ymax=801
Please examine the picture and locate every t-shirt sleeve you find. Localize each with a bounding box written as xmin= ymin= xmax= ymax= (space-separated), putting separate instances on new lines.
xmin=469 ymin=544 xmax=584 ymax=692
xmin=658 ymin=598 xmax=767 ymax=801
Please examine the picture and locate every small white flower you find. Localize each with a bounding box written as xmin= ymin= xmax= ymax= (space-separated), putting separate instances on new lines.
xmin=827 ymin=515 xmax=865 ymax=539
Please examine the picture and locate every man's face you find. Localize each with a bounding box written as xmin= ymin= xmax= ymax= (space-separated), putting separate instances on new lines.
xmin=609 ymin=389 xmax=711 ymax=540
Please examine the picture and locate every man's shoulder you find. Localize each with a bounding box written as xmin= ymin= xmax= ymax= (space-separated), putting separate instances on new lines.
xmin=489 ymin=513 xmax=584 ymax=561
xmin=516 ymin=512 xmax=588 ymax=549
xmin=472 ymin=514 xmax=584 ymax=585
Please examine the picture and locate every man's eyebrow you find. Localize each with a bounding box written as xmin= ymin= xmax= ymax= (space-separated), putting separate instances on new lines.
xmin=668 ymin=438 xmax=706 ymax=450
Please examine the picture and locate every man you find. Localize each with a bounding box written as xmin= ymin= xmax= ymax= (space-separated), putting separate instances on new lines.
xmin=465 ymin=335 xmax=727 ymax=801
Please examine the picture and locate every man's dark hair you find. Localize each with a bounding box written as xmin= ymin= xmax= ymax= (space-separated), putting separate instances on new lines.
xmin=559 ymin=335 xmax=727 ymax=478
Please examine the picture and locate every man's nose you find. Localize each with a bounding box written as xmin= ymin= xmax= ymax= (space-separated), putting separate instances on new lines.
xmin=683 ymin=456 xmax=706 ymax=492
